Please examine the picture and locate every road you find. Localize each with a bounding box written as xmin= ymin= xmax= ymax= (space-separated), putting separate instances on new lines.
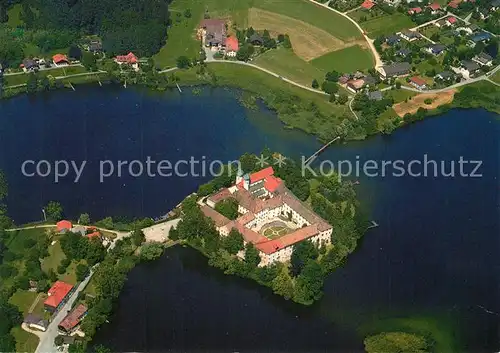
xmin=35 ymin=267 xmax=96 ymax=353
xmin=307 ymin=0 xmax=383 ymax=68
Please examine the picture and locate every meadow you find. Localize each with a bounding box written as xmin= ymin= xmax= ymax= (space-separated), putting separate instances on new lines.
xmin=311 ymin=45 xmax=374 ymax=73
xmin=359 ymin=13 xmax=414 ymax=38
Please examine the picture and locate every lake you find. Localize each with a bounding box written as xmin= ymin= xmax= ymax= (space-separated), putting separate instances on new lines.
xmin=0 ymin=86 xmax=498 ymax=352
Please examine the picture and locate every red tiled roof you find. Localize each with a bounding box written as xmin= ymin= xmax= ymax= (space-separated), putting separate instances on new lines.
xmin=58 ymin=304 xmax=87 ymax=332
xmin=226 ymin=36 xmax=239 ymax=52
xmin=447 ymin=0 xmax=461 ymax=8
xmin=52 ymin=54 xmax=68 ymax=64
xmin=410 ymin=76 xmax=427 ymax=86
xmin=87 ymin=231 xmax=101 ymax=239
xmin=57 ymin=220 xmax=72 ymax=232
xmin=201 ymin=205 xmax=231 ymax=227
xmin=409 ymin=7 xmax=422 ymax=13
xmin=256 ymin=225 xmax=319 ymax=254
xmin=44 ymin=281 xmax=73 ymax=308
xmin=207 ymin=188 xmax=232 ymax=204
xmin=447 ymin=16 xmax=457 ymax=23
xmin=116 ymin=52 xmax=138 ymax=64
xmin=264 ymin=175 xmax=282 ymax=193
xmin=361 ymin=0 xmax=375 ymax=9
xmin=428 ymin=3 xmax=441 ymax=10
xmin=250 ymin=167 xmax=274 ymax=183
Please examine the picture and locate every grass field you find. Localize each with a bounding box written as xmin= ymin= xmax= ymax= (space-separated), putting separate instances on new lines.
xmin=384 ymin=88 xmax=417 ymax=103
xmin=360 ymin=13 xmax=414 ymax=38
xmin=9 ymin=290 xmax=38 ymax=316
xmin=263 ymin=226 xmax=291 ymax=239
xmin=491 ymin=70 xmax=500 ymax=84
xmin=253 ymin=47 xmax=326 ymax=86
xmin=248 ymin=8 xmax=347 ymax=61
xmin=41 ymin=240 xmax=65 ymax=275
xmin=311 ymin=45 xmax=374 ymax=73
xmin=11 ymin=327 xmax=39 ymax=353
xmin=7 ymin=4 xmax=23 ymax=27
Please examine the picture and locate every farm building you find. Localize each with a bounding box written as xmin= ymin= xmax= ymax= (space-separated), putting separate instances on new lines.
xmin=44 ymin=281 xmax=74 ymax=312
xmin=377 ymin=62 xmax=411 ymax=79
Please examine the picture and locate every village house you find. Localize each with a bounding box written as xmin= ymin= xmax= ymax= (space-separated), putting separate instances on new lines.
xmin=398 ymin=31 xmax=421 ymax=42
xmin=472 ymin=52 xmax=493 ymax=67
xmin=23 ymin=314 xmax=49 ymax=332
xmin=455 ymin=60 xmax=481 ymax=78
xmin=426 ymin=43 xmax=446 ymax=55
xmin=198 ymin=19 xmax=227 ymax=50
xmin=408 ymin=7 xmax=422 ymax=14
xmin=478 ymin=7 xmax=490 ymax=19
xmin=225 ymin=36 xmax=239 ymax=57
xmin=427 ymin=3 xmax=442 ymax=14
xmin=346 ymin=76 xmax=376 ymax=93
xmin=58 ymin=304 xmax=88 ymax=334
xmin=21 ymin=59 xmax=39 ymax=72
xmin=385 ymin=34 xmax=401 ymax=46
xmin=384 ymin=0 xmax=400 ymax=6
xmin=455 ymin=25 xmax=474 ymax=35
xmin=435 ymin=70 xmax=455 ymax=81
xmin=367 ymin=90 xmax=383 ymax=101
xmin=114 ymin=52 xmax=139 ymax=71
xmin=201 ymin=167 xmax=332 ymax=267
xmin=446 ymin=16 xmax=457 ymax=26
xmin=409 ymin=76 xmax=427 ymax=90
xmin=490 ymin=0 xmax=500 ymax=11
xmin=52 ymin=54 xmax=69 ymax=67
xmin=377 ymin=62 xmax=411 ymax=79
xmin=57 ymin=220 xmax=73 ymax=233
xmin=361 ymin=0 xmax=376 ymax=10
xmin=44 ymin=281 xmax=74 ymax=312
xmin=447 ymin=0 xmax=461 ymax=9
xmin=249 ymin=33 xmax=264 ymax=46
xmin=434 ymin=19 xmax=447 ymax=27
xmin=88 ymin=40 xmax=102 ymax=53
xmin=396 ymin=48 xmax=411 ymax=57
xmin=468 ymin=32 xmax=493 ymax=47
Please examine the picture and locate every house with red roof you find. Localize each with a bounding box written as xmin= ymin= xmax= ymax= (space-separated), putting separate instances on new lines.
xmin=447 ymin=0 xmax=461 ymax=8
xmin=44 ymin=281 xmax=74 ymax=312
xmin=446 ymin=16 xmax=457 ymax=26
xmin=427 ymin=3 xmax=441 ymax=13
xmin=361 ymin=0 xmax=375 ymax=10
xmin=57 ymin=220 xmax=73 ymax=233
xmin=52 ymin=54 xmax=69 ymax=66
xmin=114 ymin=52 xmax=139 ymax=71
xmin=58 ymin=304 xmax=87 ymax=333
xmin=409 ymin=76 xmax=427 ymax=90
xmin=225 ymin=36 xmax=239 ymax=57
xmin=408 ymin=7 xmax=422 ymax=14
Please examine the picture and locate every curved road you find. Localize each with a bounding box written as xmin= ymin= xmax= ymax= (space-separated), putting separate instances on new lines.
xmin=307 ymin=0 xmax=383 ymax=68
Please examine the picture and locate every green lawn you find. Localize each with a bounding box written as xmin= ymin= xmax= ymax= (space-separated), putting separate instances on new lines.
xmin=384 ymin=88 xmax=417 ymax=103
xmin=360 ymin=13 xmax=414 ymax=38
xmin=41 ymin=240 xmax=66 ymax=275
xmin=8 ymin=290 xmax=38 ymax=316
xmin=7 ymin=4 xmax=23 ymax=27
xmin=490 ymin=70 xmax=500 ymax=84
xmin=11 ymin=326 xmax=39 ymax=353
xmin=253 ymin=47 xmax=326 ymax=86
xmin=6 ymin=228 xmax=48 ymax=254
xmin=254 ymin=0 xmax=362 ymax=41
xmin=311 ymin=45 xmax=374 ymax=73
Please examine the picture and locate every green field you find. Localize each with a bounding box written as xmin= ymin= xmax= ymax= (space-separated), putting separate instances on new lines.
xmin=154 ymin=0 xmax=362 ymax=67
xmin=9 ymin=290 xmax=38 ymax=316
xmin=11 ymin=327 xmax=39 ymax=353
xmin=263 ymin=226 xmax=291 ymax=239
xmin=491 ymin=70 xmax=500 ymax=84
xmin=7 ymin=4 xmax=23 ymax=27
xmin=253 ymin=47 xmax=326 ymax=86
xmin=311 ymin=45 xmax=374 ymax=73
xmin=384 ymin=88 xmax=417 ymax=103
xmin=360 ymin=13 xmax=414 ymax=38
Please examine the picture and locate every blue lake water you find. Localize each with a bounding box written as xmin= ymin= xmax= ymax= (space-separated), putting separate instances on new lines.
xmin=0 ymin=86 xmax=498 ymax=352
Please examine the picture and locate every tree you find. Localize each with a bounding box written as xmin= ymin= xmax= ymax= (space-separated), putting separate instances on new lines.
xmin=321 ymin=80 xmax=338 ymax=95
xmin=272 ymin=266 xmax=294 ymax=300
xmin=78 ymin=213 xmax=90 ymax=225
xmin=239 ymin=153 xmax=256 ymax=173
xmin=222 ymin=229 xmax=244 ymax=255
xmin=131 ymin=229 xmax=145 ymax=246
xmin=294 ymin=260 xmax=324 ymax=303
xmin=290 ymin=240 xmax=318 ymax=276
xmin=54 ymin=335 xmax=64 ymax=346
xmin=214 ymin=198 xmax=238 ymax=220
xmin=82 ymin=52 xmax=97 ymax=71
xmin=0 ymin=264 xmax=16 ymax=278
xmin=21 ymin=2 xmax=34 ymax=28
xmin=45 ymin=201 xmax=63 ymax=221
xmin=337 ymin=94 xmax=348 ymax=105
xmin=311 ymin=79 xmax=319 ymax=89
xmin=27 ymin=73 xmax=38 ymax=94
xmin=76 ymin=263 xmax=89 ymax=281
xmin=14 ymin=276 xmax=29 ymax=290
xmin=184 ymin=9 xmax=192 ymax=18
xmin=325 ymin=70 xmax=339 ymax=82
xmin=244 ymin=243 xmax=261 ymax=267
xmin=247 ymin=27 xmax=255 ymax=37
xmin=176 ymin=56 xmax=191 ymax=69
xmin=68 ymin=46 xmax=82 ymax=60
xmin=40 ymin=76 xmax=50 ymax=91
xmin=140 ymin=242 xmax=164 ymax=261
xmin=282 ymin=34 xmax=292 ymax=49
xmin=236 ymin=44 xmax=255 ymax=61
xmin=364 ymin=332 xmax=431 ymax=353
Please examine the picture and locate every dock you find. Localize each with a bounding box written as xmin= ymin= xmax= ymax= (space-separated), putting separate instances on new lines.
xmin=176 ymin=83 xmax=182 ymax=93
xmin=68 ymin=82 xmax=75 ymax=91
xmin=304 ymin=136 xmax=340 ymax=165
xmin=367 ymin=221 xmax=379 ymax=230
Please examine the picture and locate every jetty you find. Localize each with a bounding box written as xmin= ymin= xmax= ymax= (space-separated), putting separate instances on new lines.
xmin=367 ymin=221 xmax=379 ymax=230
xmin=304 ymin=136 xmax=340 ymax=165
xmin=176 ymin=83 xmax=182 ymax=93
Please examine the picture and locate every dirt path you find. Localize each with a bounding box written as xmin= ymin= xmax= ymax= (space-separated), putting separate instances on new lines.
xmin=393 ymin=90 xmax=456 ymax=117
